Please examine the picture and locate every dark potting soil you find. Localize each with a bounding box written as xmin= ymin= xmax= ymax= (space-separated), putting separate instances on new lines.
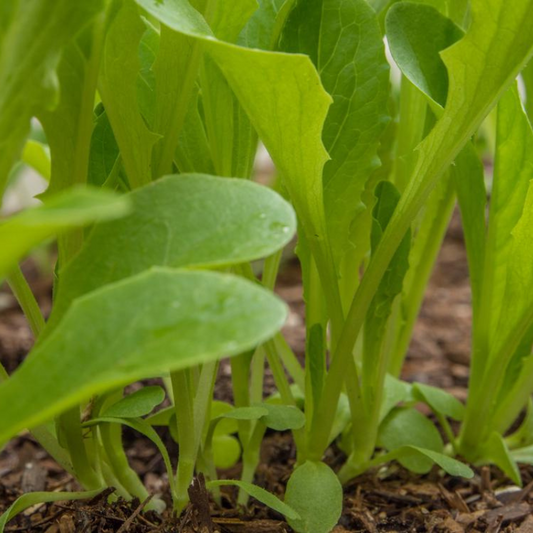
xmin=1 ymin=213 xmax=532 ymax=532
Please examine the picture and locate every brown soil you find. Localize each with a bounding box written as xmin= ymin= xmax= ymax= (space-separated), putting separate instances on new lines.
xmin=1 ymin=214 xmax=532 ymax=532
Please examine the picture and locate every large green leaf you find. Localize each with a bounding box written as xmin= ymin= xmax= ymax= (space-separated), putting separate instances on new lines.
xmin=281 ymin=0 xmax=390 ymax=271
xmin=134 ymin=0 xmax=340 ymax=317
xmin=0 ymin=188 xmax=129 ymax=280
xmin=0 ymin=268 xmax=287 ymax=445
xmin=49 ymin=174 xmax=295 ymax=324
xmin=0 ymin=0 xmax=105 ymax=196
xmin=99 ymin=1 xmax=160 ymax=189
xmin=386 ymin=3 xmax=463 ymax=108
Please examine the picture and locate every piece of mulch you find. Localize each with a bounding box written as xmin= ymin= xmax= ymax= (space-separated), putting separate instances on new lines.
xmin=2 ymin=213 xmax=533 ymax=531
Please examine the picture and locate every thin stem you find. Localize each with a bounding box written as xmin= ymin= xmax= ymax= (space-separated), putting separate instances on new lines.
xmin=6 ymin=265 xmax=45 ymax=337
xmin=171 ymin=368 xmax=196 ymax=513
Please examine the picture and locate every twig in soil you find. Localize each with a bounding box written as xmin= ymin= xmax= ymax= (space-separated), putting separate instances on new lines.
xmin=438 ymin=483 xmax=470 ymax=513
xmin=6 ymin=508 xmax=65 ymax=531
xmin=116 ymin=494 xmax=154 ymax=533
xmin=188 ymin=474 xmax=214 ymax=533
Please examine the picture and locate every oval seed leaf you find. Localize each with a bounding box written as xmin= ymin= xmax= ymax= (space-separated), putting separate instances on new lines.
xmin=0 ymin=489 xmax=104 ymax=533
xmin=213 ymin=434 xmax=241 ymax=469
xmin=0 ymin=188 xmax=129 ymax=280
xmin=102 ymin=386 xmax=166 ymax=419
xmin=207 ymin=479 xmax=300 ymax=520
xmin=50 ymin=174 xmax=296 ymax=323
xmin=259 ymin=403 xmax=305 ymax=431
xmin=378 ymin=407 xmax=443 ymax=473
xmin=412 ymin=383 xmax=465 ymax=421
xmin=284 ymin=461 xmax=342 ymax=533
xmin=0 ymin=268 xmax=287 ymax=444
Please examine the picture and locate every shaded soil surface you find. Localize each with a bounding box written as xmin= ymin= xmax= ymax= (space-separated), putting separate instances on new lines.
xmin=1 ymin=214 xmax=532 ymax=532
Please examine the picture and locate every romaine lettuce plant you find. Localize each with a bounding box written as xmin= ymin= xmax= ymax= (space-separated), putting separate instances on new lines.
xmin=2 ymin=0 xmax=533 ymax=532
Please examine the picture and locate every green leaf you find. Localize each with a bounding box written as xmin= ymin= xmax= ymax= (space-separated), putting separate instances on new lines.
xmin=0 ymin=0 xmax=104 ymax=195
xmin=488 ymin=86 xmax=533 ymax=356
xmin=0 ymin=188 xmax=129 ymax=280
xmin=87 ymin=109 xmax=121 ymax=188
xmin=211 ymin=0 xmax=258 ymax=43
xmin=99 ymin=1 xmax=160 ymax=189
xmin=386 ymin=3 xmax=464 ymax=108
xmin=220 ymin=406 xmax=269 ymax=421
xmin=506 ymin=400 xmax=533 ymax=450
xmin=378 ymin=407 xmax=443 ymax=473
xmin=383 ymin=446 xmax=474 ymax=478
xmin=281 ymin=0 xmax=390 ymax=271
xmin=259 ymin=403 xmax=305 ymax=431
xmin=479 ymin=432 xmax=521 ymax=485
xmin=212 ymin=434 xmax=241 ymax=468
xmin=0 ymin=489 xmax=104 ymax=533
xmin=206 ymin=479 xmax=300 ymax=520
xmin=134 ymin=0 xmax=338 ymax=315
xmin=0 ymin=268 xmax=287 ymax=445
xmin=363 ymin=182 xmax=411 ymax=405
xmin=238 ymin=0 xmax=294 ymax=50
xmin=284 ymin=461 xmax=342 ymax=533
xmin=412 ymin=383 xmax=465 ymax=421
xmin=378 ymin=375 xmax=412 ymax=423
xmin=49 ymin=174 xmax=295 ymax=324
xmin=21 ymin=140 xmax=51 ymax=181
xmin=102 ymin=386 xmax=165 ymax=419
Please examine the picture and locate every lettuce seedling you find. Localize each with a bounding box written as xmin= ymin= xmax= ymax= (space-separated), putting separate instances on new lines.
xmin=2 ymin=0 xmax=533 ymax=532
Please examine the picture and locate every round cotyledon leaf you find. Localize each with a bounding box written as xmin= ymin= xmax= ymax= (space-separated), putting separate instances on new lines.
xmin=284 ymin=461 xmax=343 ymax=533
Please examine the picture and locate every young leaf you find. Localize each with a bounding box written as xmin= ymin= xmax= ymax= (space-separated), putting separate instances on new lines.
xmin=363 ymin=182 xmax=410 ymax=406
xmin=378 ymin=375 xmax=412 ymax=423
xmin=50 ymin=174 xmax=296 ymax=324
xmin=378 ymin=407 xmax=443 ymax=473
xmin=87 ymin=109 xmax=121 ymax=188
xmin=238 ymin=0 xmax=295 ymax=50
xmin=506 ymin=400 xmax=533 ymax=450
xmin=206 ymin=479 xmax=300 ymax=520
xmin=284 ymin=461 xmax=343 ymax=533
xmin=99 ymin=1 xmax=160 ymax=189
xmin=479 ymin=433 xmax=521 ymax=486
xmin=0 ymin=188 xmax=129 ymax=280
xmin=102 ymin=386 xmax=165 ymax=419
xmin=212 ymin=435 xmax=241 ymax=469
xmin=0 ymin=0 xmax=105 ymax=195
xmin=0 ymin=489 xmax=104 ymax=533
xmin=21 ymin=140 xmax=51 ymax=181
xmin=412 ymin=383 xmax=465 ymax=421
xmin=259 ymin=404 xmax=306 ymax=431
xmin=380 ymin=446 xmax=474 ymax=479
xmin=0 ymin=268 xmax=287 ymax=445
xmin=386 ymin=3 xmax=464 ymax=108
